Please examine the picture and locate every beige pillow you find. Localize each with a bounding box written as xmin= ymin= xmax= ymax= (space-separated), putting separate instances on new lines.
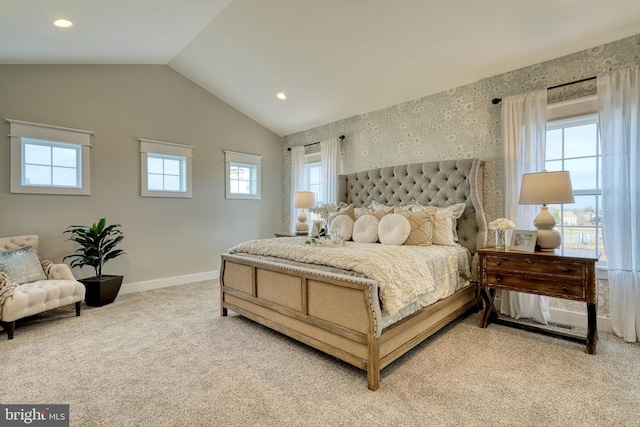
xmin=405 ymin=202 xmax=466 ymax=243
xmin=335 ymin=203 xmax=356 ymax=221
xmin=394 ymin=208 xmax=434 ymax=246
xmin=378 ymin=214 xmax=411 ymax=245
xmin=357 ymin=205 xmax=393 ymax=221
xmin=329 ymin=215 xmax=354 ymax=241
xmin=352 ymin=215 xmax=379 ymax=243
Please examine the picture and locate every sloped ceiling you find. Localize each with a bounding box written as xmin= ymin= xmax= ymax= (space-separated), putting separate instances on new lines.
xmin=2 ymin=0 xmax=640 ymax=136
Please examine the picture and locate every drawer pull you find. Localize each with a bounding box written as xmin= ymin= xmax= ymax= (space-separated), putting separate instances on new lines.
xmin=496 ymin=277 xmax=502 ymax=283
xmin=527 ymin=259 xmax=533 ymax=264
xmin=562 ymin=286 xmax=569 ymax=292
xmin=496 ymin=261 xmax=502 ymax=266
xmin=562 ymin=268 xmax=571 ymax=272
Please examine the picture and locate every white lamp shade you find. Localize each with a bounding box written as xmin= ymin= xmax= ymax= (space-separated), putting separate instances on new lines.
xmin=519 ymin=170 xmax=575 ymax=205
xmin=293 ymin=191 xmax=315 ymax=209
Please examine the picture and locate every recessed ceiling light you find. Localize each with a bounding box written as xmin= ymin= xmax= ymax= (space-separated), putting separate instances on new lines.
xmin=53 ymin=19 xmax=74 ymax=29
xmin=276 ymin=92 xmax=287 ymax=100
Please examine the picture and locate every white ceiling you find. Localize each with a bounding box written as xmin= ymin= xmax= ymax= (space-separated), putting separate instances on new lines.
xmin=2 ymin=0 xmax=640 ymax=137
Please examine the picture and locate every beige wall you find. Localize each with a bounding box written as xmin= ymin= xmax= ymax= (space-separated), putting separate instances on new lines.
xmin=0 ymin=65 xmax=282 ymax=284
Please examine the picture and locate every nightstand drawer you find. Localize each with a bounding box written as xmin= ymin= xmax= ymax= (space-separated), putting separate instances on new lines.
xmin=483 ymin=255 xmax=585 ymax=279
xmin=485 ymin=273 xmax=585 ymax=299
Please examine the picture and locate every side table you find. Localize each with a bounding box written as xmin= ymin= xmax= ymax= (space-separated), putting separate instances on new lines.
xmin=477 ymin=247 xmax=599 ymax=354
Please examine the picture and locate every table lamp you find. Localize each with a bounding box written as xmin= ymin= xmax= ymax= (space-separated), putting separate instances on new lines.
xmin=293 ymin=191 xmax=315 ymax=235
xmin=518 ymin=170 xmax=575 ymax=251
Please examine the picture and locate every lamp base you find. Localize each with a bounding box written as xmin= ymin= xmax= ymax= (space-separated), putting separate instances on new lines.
xmin=535 ymin=229 xmax=562 ymax=251
xmin=295 ymin=209 xmax=309 ymax=235
xmin=533 ymin=206 xmax=562 ymax=251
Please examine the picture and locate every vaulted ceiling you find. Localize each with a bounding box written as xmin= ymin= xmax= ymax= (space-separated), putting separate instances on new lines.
xmin=2 ymin=0 xmax=640 ymax=136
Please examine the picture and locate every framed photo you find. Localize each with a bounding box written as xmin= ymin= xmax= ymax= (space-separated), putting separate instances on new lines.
xmin=510 ymin=230 xmax=537 ymax=252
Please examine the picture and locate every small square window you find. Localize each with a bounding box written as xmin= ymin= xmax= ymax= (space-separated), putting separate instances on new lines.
xmin=224 ymin=151 xmax=262 ymax=200
xmin=8 ymin=119 xmax=92 ymax=195
xmin=140 ymin=139 xmax=193 ymax=198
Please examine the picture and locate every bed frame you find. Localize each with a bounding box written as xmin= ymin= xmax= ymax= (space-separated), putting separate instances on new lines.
xmin=220 ymin=159 xmax=487 ymax=390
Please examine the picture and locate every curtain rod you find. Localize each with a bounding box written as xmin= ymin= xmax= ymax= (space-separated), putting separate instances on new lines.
xmin=491 ymin=76 xmax=597 ymax=105
xmin=287 ymin=135 xmax=345 ymax=151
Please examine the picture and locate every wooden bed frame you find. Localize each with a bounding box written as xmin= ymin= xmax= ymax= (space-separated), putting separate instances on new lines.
xmin=220 ymin=159 xmax=487 ymax=390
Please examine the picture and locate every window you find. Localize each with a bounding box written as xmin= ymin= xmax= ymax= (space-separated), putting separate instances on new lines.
xmin=224 ymin=151 xmax=262 ymax=200
xmin=545 ymin=95 xmax=604 ymax=261
xmin=140 ymin=139 xmax=193 ymax=198
xmin=304 ymin=152 xmax=322 ymax=204
xmin=8 ymin=119 xmax=92 ymax=195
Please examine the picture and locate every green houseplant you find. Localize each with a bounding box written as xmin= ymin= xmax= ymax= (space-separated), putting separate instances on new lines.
xmin=64 ymin=218 xmax=125 ymax=306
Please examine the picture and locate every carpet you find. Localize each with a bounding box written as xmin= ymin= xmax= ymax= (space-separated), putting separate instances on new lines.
xmin=1 ymin=281 xmax=638 ymax=426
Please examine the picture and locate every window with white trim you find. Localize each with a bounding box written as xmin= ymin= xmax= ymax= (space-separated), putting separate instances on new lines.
xmin=546 ymin=95 xmax=605 ymax=261
xmin=225 ymin=151 xmax=262 ymax=200
xmin=140 ymin=139 xmax=193 ymax=198
xmin=7 ymin=119 xmax=92 ymax=195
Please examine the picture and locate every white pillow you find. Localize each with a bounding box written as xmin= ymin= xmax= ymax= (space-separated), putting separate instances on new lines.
xmin=329 ymin=215 xmax=354 ymax=241
xmin=352 ymin=215 xmax=379 ymax=243
xmin=378 ymin=214 xmax=411 ymax=245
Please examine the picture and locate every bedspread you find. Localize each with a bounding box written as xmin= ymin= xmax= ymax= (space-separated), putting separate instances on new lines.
xmin=228 ymin=237 xmax=471 ymax=318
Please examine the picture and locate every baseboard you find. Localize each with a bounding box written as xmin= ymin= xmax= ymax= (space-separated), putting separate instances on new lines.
xmin=549 ymin=307 xmax=612 ymax=333
xmin=119 ymin=271 xmax=219 ymax=295
xmin=494 ymin=296 xmax=612 ymax=332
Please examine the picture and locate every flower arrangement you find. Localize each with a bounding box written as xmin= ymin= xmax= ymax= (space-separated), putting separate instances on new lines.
xmin=488 ymin=218 xmax=516 ymax=249
xmin=488 ymin=218 xmax=516 ymax=230
xmin=308 ymin=203 xmax=339 ymax=222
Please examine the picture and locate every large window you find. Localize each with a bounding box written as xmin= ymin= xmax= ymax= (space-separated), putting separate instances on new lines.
xmin=303 ymin=152 xmax=322 ymax=205
xmin=545 ymin=95 xmax=604 ymax=261
xmin=225 ymin=151 xmax=262 ymax=200
xmin=140 ymin=139 xmax=193 ymax=198
xmin=8 ymin=119 xmax=92 ymax=195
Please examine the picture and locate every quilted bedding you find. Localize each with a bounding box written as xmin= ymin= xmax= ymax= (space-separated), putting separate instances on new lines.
xmin=228 ymin=237 xmax=471 ymax=326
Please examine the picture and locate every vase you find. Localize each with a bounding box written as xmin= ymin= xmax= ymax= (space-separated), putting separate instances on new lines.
xmin=495 ymin=229 xmax=512 ymax=250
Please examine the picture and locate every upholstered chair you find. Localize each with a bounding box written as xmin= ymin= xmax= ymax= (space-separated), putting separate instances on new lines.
xmin=0 ymin=235 xmax=85 ymax=339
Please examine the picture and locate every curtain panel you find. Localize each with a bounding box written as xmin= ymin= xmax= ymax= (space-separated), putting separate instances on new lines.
xmin=320 ymin=137 xmax=340 ymax=205
xmin=500 ymin=89 xmax=551 ymax=324
xmin=598 ymin=65 xmax=640 ymax=342
xmin=290 ymin=146 xmax=305 ymax=233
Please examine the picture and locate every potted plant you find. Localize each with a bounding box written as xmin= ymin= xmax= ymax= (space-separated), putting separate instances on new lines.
xmin=64 ymin=218 xmax=125 ymax=307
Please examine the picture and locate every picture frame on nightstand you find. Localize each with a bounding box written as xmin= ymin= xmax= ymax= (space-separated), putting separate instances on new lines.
xmin=509 ymin=229 xmax=537 ymax=252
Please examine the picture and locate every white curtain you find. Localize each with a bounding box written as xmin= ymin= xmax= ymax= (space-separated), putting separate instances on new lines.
xmin=500 ymin=88 xmax=551 ymax=324
xmin=290 ymin=146 xmax=305 ymax=232
xmin=320 ymin=137 xmax=340 ymax=204
xmin=597 ymin=65 xmax=640 ymax=342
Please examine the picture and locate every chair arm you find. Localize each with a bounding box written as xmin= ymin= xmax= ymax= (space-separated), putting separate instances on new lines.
xmin=45 ymin=262 xmax=78 ymax=281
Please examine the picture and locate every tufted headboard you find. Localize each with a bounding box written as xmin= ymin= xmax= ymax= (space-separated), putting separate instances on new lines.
xmin=337 ymin=159 xmax=487 ymax=255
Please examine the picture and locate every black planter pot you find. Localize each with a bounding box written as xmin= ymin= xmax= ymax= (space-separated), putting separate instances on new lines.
xmin=80 ymin=275 xmax=124 ymax=307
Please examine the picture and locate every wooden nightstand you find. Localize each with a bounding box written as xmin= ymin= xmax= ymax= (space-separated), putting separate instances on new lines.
xmin=477 ymin=247 xmax=599 ymax=354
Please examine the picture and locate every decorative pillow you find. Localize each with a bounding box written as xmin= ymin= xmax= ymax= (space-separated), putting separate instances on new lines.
xmin=329 ymin=214 xmax=354 ymax=241
xmin=352 ymin=215 xmax=380 ymax=243
xmin=371 ymin=200 xmax=392 ymax=211
xmin=357 ymin=205 xmax=393 ymax=221
xmin=378 ymin=214 xmax=411 ymax=245
xmin=406 ymin=201 xmax=466 ymax=242
xmin=0 ymin=246 xmax=47 ymax=284
xmin=334 ymin=203 xmax=356 ymax=221
xmin=394 ymin=208 xmax=434 ymax=246
xmin=431 ymin=215 xmax=456 ymax=245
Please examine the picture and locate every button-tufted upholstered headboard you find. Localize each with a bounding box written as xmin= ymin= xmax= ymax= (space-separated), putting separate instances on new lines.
xmin=337 ymin=159 xmax=487 ymax=255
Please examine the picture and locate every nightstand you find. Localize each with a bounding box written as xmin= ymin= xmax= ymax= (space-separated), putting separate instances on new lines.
xmin=477 ymin=247 xmax=599 ymax=354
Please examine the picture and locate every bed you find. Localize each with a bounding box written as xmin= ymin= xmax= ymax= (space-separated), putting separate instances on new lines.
xmin=220 ymin=158 xmax=487 ymax=390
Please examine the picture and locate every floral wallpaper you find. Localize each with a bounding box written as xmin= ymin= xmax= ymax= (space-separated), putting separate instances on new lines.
xmin=282 ymin=33 xmax=640 ymax=320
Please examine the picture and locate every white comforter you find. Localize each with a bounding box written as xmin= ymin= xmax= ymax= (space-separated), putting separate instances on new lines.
xmin=228 ymin=237 xmax=471 ymax=320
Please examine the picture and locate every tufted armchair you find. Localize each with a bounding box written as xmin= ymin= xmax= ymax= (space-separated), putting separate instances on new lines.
xmin=0 ymin=235 xmax=85 ymax=339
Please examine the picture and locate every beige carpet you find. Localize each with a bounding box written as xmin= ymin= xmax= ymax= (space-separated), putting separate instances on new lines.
xmin=1 ymin=281 xmax=639 ymax=427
